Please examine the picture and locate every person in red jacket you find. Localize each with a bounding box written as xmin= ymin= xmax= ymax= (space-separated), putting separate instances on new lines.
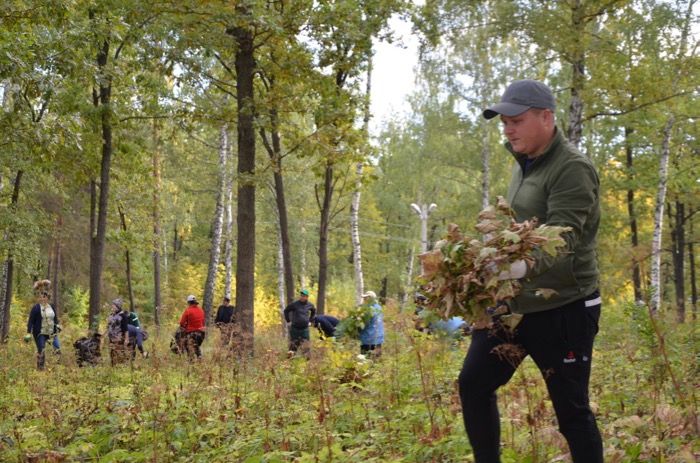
xmin=179 ymin=294 xmax=206 ymax=359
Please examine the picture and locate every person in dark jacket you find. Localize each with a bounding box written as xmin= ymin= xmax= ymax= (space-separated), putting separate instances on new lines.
xmin=214 ymin=295 xmax=239 ymax=350
xmin=283 ymin=289 xmax=316 ymax=355
xmin=26 ymin=281 xmax=61 ymax=370
xmin=106 ymin=298 xmax=130 ymax=366
xmin=458 ymin=80 xmax=603 ymax=463
xmin=74 ymin=332 xmax=102 ymax=367
xmin=311 ymin=314 xmax=339 ymax=339
xmin=126 ymin=307 xmax=147 ymax=358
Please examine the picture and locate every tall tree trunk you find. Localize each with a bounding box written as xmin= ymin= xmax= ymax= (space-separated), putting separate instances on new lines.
xmin=224 ymin=174 xmax=234 ymax=299
xmin=0 ymin=170 xmax=22 ymax=342
xmin=152 ymin=121 xmax=162 ymax=328
xmin=400 ymin=246 xmax=415 ymax=309
xmin=317 ymin=163 xmax=333 ymax=314
xmin=650 ymin=116 xmax=675 ymax=313
xmin=480 ymin=121 xmax=491 ymax=210
xmin=649 ymin=0 xmax=692 ymax=314
xmin=223 ymin=126 xmax=234 ymax=299
xmin=229 ymin=13 xmax=256 ymax=352
xmin=669 ymin=201 xmax=685 ymax=322
xmin=203 ymin=124 xmax=229 ymax=322
xmin=624 ymin=126 xmax=643 ymax=303
xmin=300 ymin=225 xmax=308 ymax=290
xmin=350 ymin=54 xmax=372 ymax=306
xmin=276 ymin=226 xmax=288 ymax=336
xmin=566 ymin=0 xmax=585 ymax=147
xmin=51 ymin=219 xmax=62 ymax=318
xmin=203 ymin=124 xmax=228 ymax=322
xmin=379 ymin=276 xmax=388 ymax=301
xmin=118 ymin=204 xmax=135 ymax=311
xmin=172 ymin=220 xmax=179 ymax=262
xmin=350 ymin=161 xmax=365 ymax=307
xmin=688 ymin=208 xmax=697 ymax=320
xmin=47 ymin=248 xmax=53 ymax=280
xmin=88 ymin=37 xmax=113 ymax=330
xmin=260 ymin=96 xmax=294 ymax=305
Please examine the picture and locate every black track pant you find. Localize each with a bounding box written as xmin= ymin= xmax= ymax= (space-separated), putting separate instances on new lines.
xmin=458 ymin=292 xmax=603 ymax=463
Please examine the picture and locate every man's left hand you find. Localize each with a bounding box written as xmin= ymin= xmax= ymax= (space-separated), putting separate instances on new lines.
xmin=497 ymin=260 xmax=527 ymax=280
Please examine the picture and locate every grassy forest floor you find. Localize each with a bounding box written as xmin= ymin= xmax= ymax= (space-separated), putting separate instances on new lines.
xmin=0 ymin=302 xmax=697 ymax=463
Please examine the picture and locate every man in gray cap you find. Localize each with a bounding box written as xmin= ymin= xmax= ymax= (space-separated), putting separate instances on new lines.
xmin=458 ymin=80 xmax=603 ymax=462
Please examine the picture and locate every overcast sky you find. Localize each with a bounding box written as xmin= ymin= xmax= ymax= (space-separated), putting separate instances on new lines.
xmin=369 ymin=13 xmax=420 ymax=136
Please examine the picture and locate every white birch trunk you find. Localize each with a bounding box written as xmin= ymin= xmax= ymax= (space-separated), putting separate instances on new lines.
xmin=350 ymin=51 xmax=372 ymax=306
xmin=300 ymin=224 xmax=308 ymax=290
xmin=276 ymin=227 xmax=288 ymax=335
xmin=203 ymin=124 xmax=229 ymax=321
xmin=350 ymin=164 xmax=365 ymax=306
xmin=480 ymin=122 xmax=490 ymax=210
xmin=0 ymin=261 xmax=7 ymax=331
xmin=223 ymin=129 xmax=234 ymax=298
xmin=400 ymin=246 xmax=415 ymax=309
xmin=162 ymin=233 xmax=168 ymax=288
xmin=649 ymin=0 xmax=692 ymax=313
xmin=650 ymin=116 xmax=675 ymax=313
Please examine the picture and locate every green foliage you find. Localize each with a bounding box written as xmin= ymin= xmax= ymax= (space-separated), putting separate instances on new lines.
xmin=335 ymin=303 xmax=375 ymax=339
xmin=0 ymin=300 xmax=697 ymax=462
xmin=63 ymin=285 xmax=90 ymax=327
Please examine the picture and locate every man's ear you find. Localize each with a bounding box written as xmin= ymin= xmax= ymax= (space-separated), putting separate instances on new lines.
xmin=544 ymin=109 xmax=555 ymax=126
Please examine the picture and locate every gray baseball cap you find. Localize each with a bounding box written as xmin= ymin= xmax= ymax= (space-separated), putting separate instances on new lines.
xmin=483 ymin=80 xmax=555 ymax=119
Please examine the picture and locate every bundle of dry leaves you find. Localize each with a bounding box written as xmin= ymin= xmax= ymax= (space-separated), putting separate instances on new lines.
xmin=417 ymin=197 xmax=571 ymax=325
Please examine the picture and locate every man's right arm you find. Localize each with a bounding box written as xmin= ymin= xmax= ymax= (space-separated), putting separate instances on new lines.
xmin=283 ymin=303 xmax=293 ymax=323
xmin=27 ymin=305 xmax=36 ymax=334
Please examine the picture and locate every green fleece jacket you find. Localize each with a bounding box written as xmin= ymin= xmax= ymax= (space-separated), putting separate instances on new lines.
xmin=506 ymin=128 xmax=600 ymax=314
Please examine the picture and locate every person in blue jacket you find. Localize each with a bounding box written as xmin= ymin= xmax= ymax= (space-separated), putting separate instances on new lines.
xmin=358 ymin=291 xmax=384 ymax=357
xmin=311 ymin=314 xmax=339 ymax=339
xmin=26 ymin=283 xmax=61 ymax=370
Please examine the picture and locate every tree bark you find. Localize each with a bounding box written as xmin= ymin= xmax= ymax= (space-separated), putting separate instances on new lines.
xmin=300 ymin=225 xmax=308 ymax=290
xmin=317 ymin=163 xmax=334 ymax=315
xmin=118 ymin=204 xmax=135 ymax=311
xmin=172 ymin=220 xmax=179 ymax=262
xmin=350 ymin=161 xmax=365 ymax=307
xmin=649 ymin=0 xmax=692 ymax=314
xmin=152 ymin=121 xmax=162 ymax=328
xmin=229 ymin=12 xmax=256 ymax=353
xmin=400 ymin=246 xmax=415 ymax=309
xmin=203 ymin=124 xmax=228 ymax=322
xmin=276 ymin=226 xmax=288 ymax=336
xmin=223 ymin=128 xmax=234 ymax=300
xmin=51 ymin=220 xmax=62 ymax=318
xmin=566 ymin=0 xmax=585 ymax=147
xmin=0 ymin=170 xmax=22 ymax=342
xmin=650 ymin=116 xmax=675 ymax=313
xmin=668 ymin=201 xmax=685 ymax=322
xmin=349 ymin=52 xmax=372 ymax=307
xmin=688 ymin=208 xmax=697 ymax=320
xmin=260 ymin=96 xmax=294 ymax=305
xmin=223 ymin=186 xmax=234 ymax=300
xmin=624 ymin=126 xmax=643 ymax=303
xmin=88 ymin=36 xmax=113 ymax=330
xmin=480 ymin=120 xmax=491 ymax=210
